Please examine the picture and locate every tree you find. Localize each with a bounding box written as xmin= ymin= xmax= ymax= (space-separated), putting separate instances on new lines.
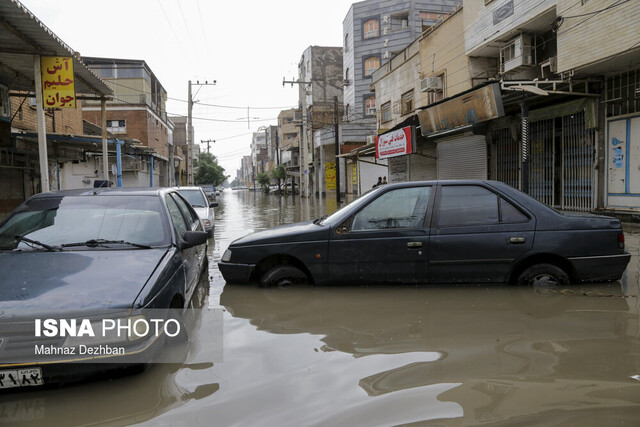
xmin=271 ymin=165 xmax=287 ymax=194
xmin=195 ymin=153 xmax=227 ymax=186
xmin=257 ymin=172 xmax=271 ymax=193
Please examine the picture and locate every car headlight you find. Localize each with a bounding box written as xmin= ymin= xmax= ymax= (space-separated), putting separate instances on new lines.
xmin=222 ymin=248 xmax=232 ymax=262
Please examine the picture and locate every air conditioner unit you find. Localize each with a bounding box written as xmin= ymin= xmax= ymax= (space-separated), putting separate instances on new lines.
xmin=500 ymin=34 xmax=534 ymax=74
xmin=420 ymin=77 xmax=442 ymax=92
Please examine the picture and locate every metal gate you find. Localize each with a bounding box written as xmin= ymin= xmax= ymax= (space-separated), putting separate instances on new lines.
xmin=562 ymin=111 xmax=594 ymax=212
xmin=494 ymin=128 xmax=519 ymax=189
xmin=529 ymin=119 xmax=554 ymax=206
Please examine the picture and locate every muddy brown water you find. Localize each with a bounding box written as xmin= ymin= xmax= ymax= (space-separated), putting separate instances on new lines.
xmin=2 ymin=190 xmax=640 ymax=426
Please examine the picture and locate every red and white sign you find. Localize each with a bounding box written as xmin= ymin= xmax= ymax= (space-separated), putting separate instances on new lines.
xmin=376 ymin=126 xmax=413 ymax=160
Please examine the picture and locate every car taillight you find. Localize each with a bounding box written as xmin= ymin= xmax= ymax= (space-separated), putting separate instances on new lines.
xmin=618 ymin=232 xmax=625 ymax=250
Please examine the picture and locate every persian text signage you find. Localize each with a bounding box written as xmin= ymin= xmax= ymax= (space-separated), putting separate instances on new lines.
xmin=41 ymin=57 xmax=76 ymax=108
xmin=417 ymin=83 xmax=504 ymax=136
xmin=376 ymin=126 xmax=413 ymax=160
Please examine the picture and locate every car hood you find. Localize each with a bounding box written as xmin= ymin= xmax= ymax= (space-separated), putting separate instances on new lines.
xmin=231 ymin=220 xmax=330 ymax=246
xmin=0 ymin=249 xmax=169 ymax=314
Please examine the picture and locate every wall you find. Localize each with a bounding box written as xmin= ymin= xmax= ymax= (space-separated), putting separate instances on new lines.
xmin=10 ymin=97 xmax=84 ymax=134
xmin=556 ymin=0 xmax=640 ymax=73
xmin=419 ymin=10 xmax=471 ymax=104
xmin=463 ymin=0 xmax=555 ymax=55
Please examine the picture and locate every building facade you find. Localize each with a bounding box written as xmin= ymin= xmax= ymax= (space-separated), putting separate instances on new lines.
xmin=82 ymin=57 xmax=173 ymax=187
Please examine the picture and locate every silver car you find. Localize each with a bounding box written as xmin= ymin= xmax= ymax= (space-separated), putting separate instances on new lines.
xmin=175 ymin=187 xmax=218 ymax=237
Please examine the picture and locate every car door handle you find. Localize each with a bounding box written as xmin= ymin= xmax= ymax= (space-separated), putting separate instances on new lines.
xmin=509 ymin=237 xmax=526 ymax=244
xmin=407 ymin=242 xmax=423 ymax=248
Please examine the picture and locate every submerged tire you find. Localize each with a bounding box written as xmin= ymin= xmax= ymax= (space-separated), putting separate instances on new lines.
xmin=516 ymin=263 xmax=569 ymax=287
xmin=260 ymin=265 xmax=308 ymax=288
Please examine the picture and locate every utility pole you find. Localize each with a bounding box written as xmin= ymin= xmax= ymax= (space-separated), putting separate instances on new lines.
xmin=201 ymin=139 xmax=215 ymax=154
xmin=187 ymin=80 xmax=216 ymax=185
xmin=334 ymin=96 xmax=341 ymax=205
xmin=284 ymin=77 xmax=312 ymax=198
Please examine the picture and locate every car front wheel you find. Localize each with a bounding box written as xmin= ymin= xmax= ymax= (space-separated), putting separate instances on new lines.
xmin=260 ymin=265 xmax=308 ymax=288
xmin=516 ymin=263 xmax=569 ymax=286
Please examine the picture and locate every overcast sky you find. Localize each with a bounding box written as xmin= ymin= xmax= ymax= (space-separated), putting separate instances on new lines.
xmin=20 ymin=0 xmax=355 ymax=177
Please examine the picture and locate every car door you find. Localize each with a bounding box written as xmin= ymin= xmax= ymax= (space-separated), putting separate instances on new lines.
xmin=165 ymin=194 xmax=204 ymax=301
xmin=328 ymin=185 xmax=433 ymax=284
xmin=428 ymin=183 xmax=535 ymax=284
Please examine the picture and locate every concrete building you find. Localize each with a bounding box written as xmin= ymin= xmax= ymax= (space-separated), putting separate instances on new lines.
xmin=461 ymin=0 xmax=640 ymax=213
xmin=368 ymin=6 xmax=496 ymax=188
xmin=278 ymin=109 xmax=300 ymax=172
xmin=342 ymin=0 xmax=461 ymax=123
xmin=297 ymin=46 xmax=344 ymax=197
xmin=170 ymin=115 xmax=189 ymax=186
xmin=82 ymin=57 xmax=173 ymax=187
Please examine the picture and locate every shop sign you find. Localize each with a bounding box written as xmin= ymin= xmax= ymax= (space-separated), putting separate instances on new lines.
xmin=418 ymin=83 xmax=503 ymax=136
xmin=41 ymin=57 xmax=76 ymax=108
xmin=376 ymin=126 xmax=413 ymax=160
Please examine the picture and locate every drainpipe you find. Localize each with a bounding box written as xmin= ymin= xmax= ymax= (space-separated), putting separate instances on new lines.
xmin=149 ymin=156 xmax=154 ymax=187
xmin=116 ymin=140 xmax=123 ymax=187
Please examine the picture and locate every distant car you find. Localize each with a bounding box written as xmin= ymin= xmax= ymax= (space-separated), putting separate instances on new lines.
xmin=219 ymin=180 xmax=630 ymax=287
xmin=200 ymin=185 xmax=216 ymax=202
xmin=0 ymin=187 xmax=208 ymax=389
xmin=177 ymin=186 xmax=218 ymax=237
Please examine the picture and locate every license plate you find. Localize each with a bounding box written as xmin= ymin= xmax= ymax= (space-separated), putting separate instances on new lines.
xmin=0 ymin=368 xmax=44 ymax=389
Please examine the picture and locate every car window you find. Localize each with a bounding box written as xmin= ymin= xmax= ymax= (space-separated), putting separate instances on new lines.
xmin=165 ymin=195 xmax=189 ymax=237
xmin=177 ymin=189 xmax=208 ymax=207
xmin=171 ymin=193 xmax=200 ymax=229
xmin=500 ymin=197 xmax=529 ymax=223
xmin=437 ymin=185 xmax=499 ymax=227
xmin=0 ymin=195 xmax=169 ymax=249
xmin=351 ymin=186 xmax=431 ymax=231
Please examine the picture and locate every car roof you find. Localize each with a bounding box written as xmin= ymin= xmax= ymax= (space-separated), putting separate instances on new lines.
xmin=27 ymin=187 xmax=177 ymax=199
xmin=174 ymin=186 xmax=205 ymax=191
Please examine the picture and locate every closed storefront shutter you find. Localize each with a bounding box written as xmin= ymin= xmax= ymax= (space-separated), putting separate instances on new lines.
xmin=436 ymin=135 xmax=487 ymax=180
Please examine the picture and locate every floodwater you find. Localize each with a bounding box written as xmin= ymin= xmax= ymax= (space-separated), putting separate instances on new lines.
xmin=2 ymin=190 xmax=640 ymax=426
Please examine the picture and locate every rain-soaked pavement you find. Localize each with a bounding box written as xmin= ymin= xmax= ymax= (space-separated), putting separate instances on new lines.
xmin=2 ymin=190 xmax=640 ymax=426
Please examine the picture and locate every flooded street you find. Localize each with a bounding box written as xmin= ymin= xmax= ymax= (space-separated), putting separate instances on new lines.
xmin=3 ymin=190 xmax=640 ymax=426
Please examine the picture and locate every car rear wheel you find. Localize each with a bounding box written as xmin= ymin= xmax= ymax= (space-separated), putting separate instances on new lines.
xmin=517 ymin=263 xmax=569 ymax=286
xmin=260 ymin=265 xmax=308 ymax=288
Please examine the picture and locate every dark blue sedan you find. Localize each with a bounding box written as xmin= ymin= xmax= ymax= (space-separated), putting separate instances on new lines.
xmin=0 ymin=187 xmax=208 ymax=390
xmin=219 ymin=180 xmax=630 ymax=287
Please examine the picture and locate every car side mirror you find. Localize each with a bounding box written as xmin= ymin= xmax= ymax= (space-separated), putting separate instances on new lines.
xmin=181 ymin=230 xmax=208 ymax=249
xmin=209 ymin=202 xmax=219 ymax=208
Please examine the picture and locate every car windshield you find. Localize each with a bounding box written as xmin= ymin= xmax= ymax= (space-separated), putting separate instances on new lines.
xmin=0 ymin=195 xmax=170 ymax=250
xmin=177 ymin=189 xmax=208 ymax=207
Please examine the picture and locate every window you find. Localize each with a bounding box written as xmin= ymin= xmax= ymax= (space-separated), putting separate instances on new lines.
xmin=438 ymin=186 xmax=498 ymax=227
xmin=365 ymin=97 xmax=376 ymax=117
xmin=364 ymin=56 xmax=380 ymax=77
xmin=401 ymin=90 xmax=414 ymax=115
xmin=363 ymin=19 xmax=379 ymax=39
xmin=381 ymin=101 xmax=391 ymax=122
xmin=106 ymin=119 xmax=126 ymax=133
xmin=437 ymin=186 xmax=529 ymax=227
xmin=352 ymin=186 xmax=431 ymax=231
xmin=165 ymin=195 xmax=188 ymax=237
xmin=390 ymin=12 xmax=409 ymax=31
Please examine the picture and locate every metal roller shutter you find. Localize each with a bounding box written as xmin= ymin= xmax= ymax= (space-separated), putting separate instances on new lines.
xmin=436 ymin=135 xmax=487 ymax=180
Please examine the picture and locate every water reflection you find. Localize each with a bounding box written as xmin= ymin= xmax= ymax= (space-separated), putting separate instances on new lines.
xmin=221 ymin=282 xmax=640 ymax=423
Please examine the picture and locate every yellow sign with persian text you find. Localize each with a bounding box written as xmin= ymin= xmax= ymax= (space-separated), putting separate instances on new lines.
xmin=325 ymin=161 xmax=336 ymax=190
xmin=41 ymin=57 xmax=76 ymax=108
